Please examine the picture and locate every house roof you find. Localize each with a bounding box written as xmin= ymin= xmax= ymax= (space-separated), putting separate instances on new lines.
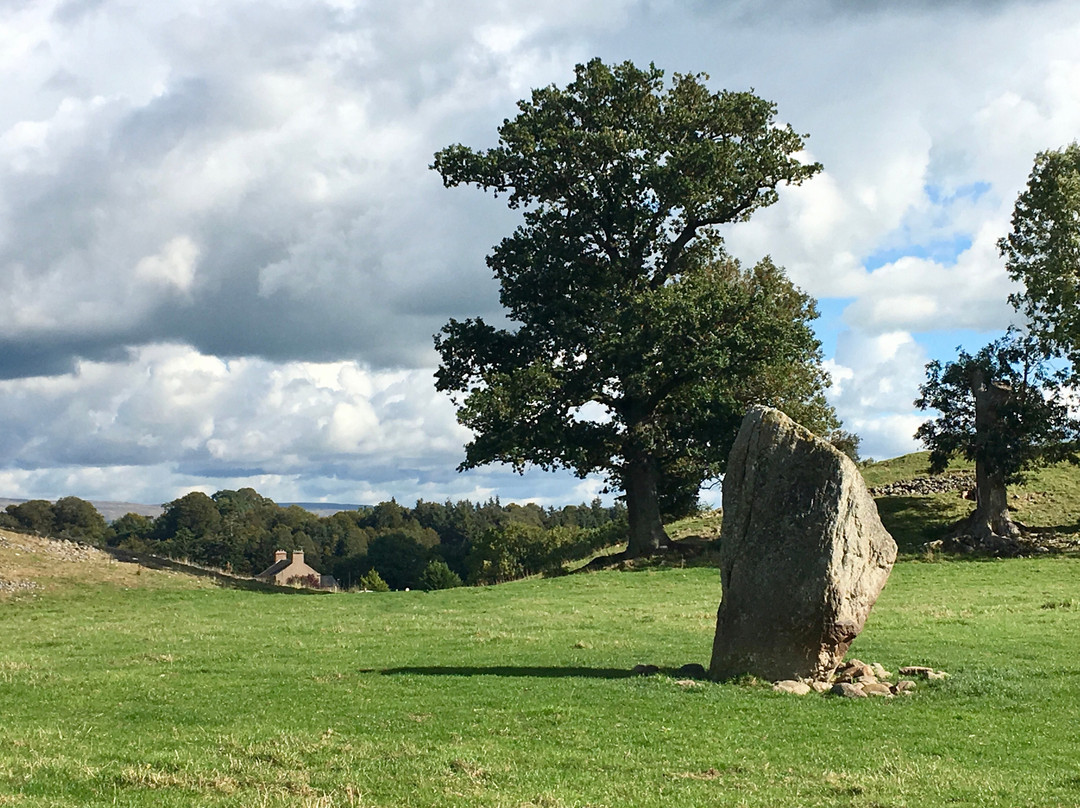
xmin=256 ymin=559 xmax=291 ymax=578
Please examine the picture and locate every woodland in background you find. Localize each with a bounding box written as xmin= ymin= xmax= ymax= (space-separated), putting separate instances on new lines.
xmin=0 ymin=490 xmax=627 ymax=590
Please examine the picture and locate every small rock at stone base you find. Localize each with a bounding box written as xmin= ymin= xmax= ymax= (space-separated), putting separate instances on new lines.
xmin=675 ymin=663 xmax=707 ymax=680
xmin=898 ymin=665 xmax=934 ymax=677
xmin=899 ymin=665 xmax=948 ymax=680
xmin=861 ymin=682 xmax=893 ymax=697
xmin=632 ymin=664 xmax=659 ymax=676
xmin=893 ymin=680 xmax=917 ymax=693
xmin=831 ymin=682 xmax=867 ymax=698
xmin=810 ymin=681 xmax=833 ymax=694
xmin=773 ymin=680 xmax=812 ymax=695
xmin=848 ymin=659 xmax=874 ymax=677
xmin=674 ymin=679 xmax=703 ymax=688
xmin=835 ymin=660 xmax=875 ymax=683
xmin=871 ymin=662 xmax=891 ymax=680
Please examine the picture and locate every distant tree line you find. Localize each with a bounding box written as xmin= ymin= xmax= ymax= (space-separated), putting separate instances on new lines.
xmin=1 ymin=490 xmax=628 ymax=590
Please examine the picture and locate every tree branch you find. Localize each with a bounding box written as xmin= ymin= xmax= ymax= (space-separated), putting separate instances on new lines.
xmin=650 ymin=193 xmax=762 ymax=289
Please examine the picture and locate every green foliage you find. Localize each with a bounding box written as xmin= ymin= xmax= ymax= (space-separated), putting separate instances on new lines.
xmin=96 ymin=487 xmax=627 ymax=589
xmin=366 ymin=532 xmax=429 ymax=590
xmin=467 ymin=523 xmax=537 ymax=584
xmin=3 ymin=497 xmax=107 ymax=543
xmin=50 ymin=496 xmax=108 ymax=542
xmin=467 ymin=521 xmax=628 ymax=584
xmin=356 ymin=568 xmax=389 ymax=592
xmin=826 ymin=428 xmax=862 ymax=463
xmin=4 ymin=499 xmax=56 ymax=534
xmin=156 ymin=492 xmax=221 ymax=540
xmin=433 ymin=59 xmax=836 ymax=553
xmin=1000 ymin=142 xmax=1080 ymax=379
xmin=418 ymin=559 xmax=463 ymax=591
xmin=108 ymin=512 xmax=155 ymax=549
xmin=915 ymin=332 xmax=1078 ymax=484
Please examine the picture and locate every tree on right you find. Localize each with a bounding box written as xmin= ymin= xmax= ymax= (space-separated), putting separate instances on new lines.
xmin=915 ymin=143 xmax=1080 ymax=549
xmin=999 ymin=142 xmax=1080 ymax=380
xmin=915 ymin=332 xmax=1076 ymax=545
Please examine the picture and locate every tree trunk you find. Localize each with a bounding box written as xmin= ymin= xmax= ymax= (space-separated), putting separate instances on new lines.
xmin=962 ymin=459 xmax=1020 ymax=540
xmin=624 ymin=456 xmax=670 ymax=557
xmin=956 ymin=367 xmax=1021 ymax=543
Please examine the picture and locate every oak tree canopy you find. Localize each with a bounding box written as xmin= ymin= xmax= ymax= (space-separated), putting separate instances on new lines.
xmin=432 ymin=59 xmax=838 ymax=556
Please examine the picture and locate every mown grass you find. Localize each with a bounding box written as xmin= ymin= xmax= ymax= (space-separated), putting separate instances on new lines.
xmin=2 ymin=531 xmax=1080 ymax=807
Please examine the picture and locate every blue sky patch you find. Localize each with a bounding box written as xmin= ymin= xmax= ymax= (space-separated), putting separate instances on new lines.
xmin=913 ymin=327 xmax=1002 ymax=365
xmin=924 ymin=181 xmax=991 ymax=206
xmin=812 ymin=297 xmax=855 ymax=358
xmin=864 ymin=234 xmax=973 ymax=272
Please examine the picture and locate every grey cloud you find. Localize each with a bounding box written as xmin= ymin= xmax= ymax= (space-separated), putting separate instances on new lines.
xmin=52 ymin=0 xmax=108 ymax=25
xmin=110 ymin=79 xmax=217 ymax=164
xmin=713 ymin=0 xmax=1057 ymax=23
xmin=0 ymin=336 xmax=129 ymax=381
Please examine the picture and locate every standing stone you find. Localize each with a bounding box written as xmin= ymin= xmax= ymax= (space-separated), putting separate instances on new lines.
xmin=710 ymin=407 xmax=897 ymax=682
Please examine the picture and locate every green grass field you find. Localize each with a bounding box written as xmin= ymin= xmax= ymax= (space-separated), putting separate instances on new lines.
xmin=3 ymin=526 xmax=1080 ymax=807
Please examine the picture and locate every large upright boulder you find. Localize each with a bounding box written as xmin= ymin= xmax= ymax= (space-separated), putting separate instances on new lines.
xmin=710 ymin=406 xmax=897 ymax=682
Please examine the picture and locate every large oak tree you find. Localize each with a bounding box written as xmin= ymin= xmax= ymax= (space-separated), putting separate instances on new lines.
xmin=432 ymin=59 xmax=837 ymax=556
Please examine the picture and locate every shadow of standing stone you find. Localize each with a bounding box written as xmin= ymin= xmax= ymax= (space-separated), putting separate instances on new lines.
xmin=709 ymin=407 xmax=897 ymax=682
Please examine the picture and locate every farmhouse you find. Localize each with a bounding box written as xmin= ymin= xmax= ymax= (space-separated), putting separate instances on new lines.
xmin=256 ymin=549 xmax=335 ymax=589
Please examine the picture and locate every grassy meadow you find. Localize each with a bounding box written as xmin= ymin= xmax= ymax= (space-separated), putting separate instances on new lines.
xmin=3 ymin=522 xmax=1080 ymax=807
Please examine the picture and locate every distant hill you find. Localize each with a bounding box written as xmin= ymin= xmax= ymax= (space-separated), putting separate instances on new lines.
xmin=0 ymin=498 xmax=164 ymax=523
xmin=0 ymin=497 xmax=362 ymax=523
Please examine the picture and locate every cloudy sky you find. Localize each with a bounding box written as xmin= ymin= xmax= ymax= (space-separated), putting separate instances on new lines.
xmin=2 ymin=0 xmax=1078 ymax=509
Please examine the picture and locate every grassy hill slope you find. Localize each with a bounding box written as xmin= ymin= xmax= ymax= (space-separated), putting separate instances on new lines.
xmin=0 ymin=529 xmax=214 ymax=597
xmin=664 ymin=452 xmax=1080 ymax=556
xmin=862 ymin=452 xmax=1080 ymax=553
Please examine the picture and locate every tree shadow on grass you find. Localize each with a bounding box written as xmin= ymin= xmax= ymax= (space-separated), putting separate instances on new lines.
xmin=379 ymin=665 xmax=637 ymax=679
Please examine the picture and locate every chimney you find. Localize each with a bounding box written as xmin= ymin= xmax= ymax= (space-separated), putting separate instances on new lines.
xmin=292 ymin=549 xmax=304 ymax=565
xmin=274 ymin=549 xmax=287 ymax=563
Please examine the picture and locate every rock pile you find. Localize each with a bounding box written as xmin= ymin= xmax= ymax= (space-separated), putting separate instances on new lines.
xmin=0 ymin=578 xmax=40 ymax=593
xmin=772 ymin=658 xmax=948 ymax=698
xmin=869 ymin=473 xmax=975 ymax=498
xmin=0 ymin=532 xmax=107 ymax=563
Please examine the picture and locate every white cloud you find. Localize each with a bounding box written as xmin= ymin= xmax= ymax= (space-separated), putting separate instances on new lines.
xmin=843 ymin=223 xmax=1019 ymax=335
xmin=135 ymin=236 xmax=200 ymax=293
xmin=824 ymin=330 xmax=934 ymax=460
